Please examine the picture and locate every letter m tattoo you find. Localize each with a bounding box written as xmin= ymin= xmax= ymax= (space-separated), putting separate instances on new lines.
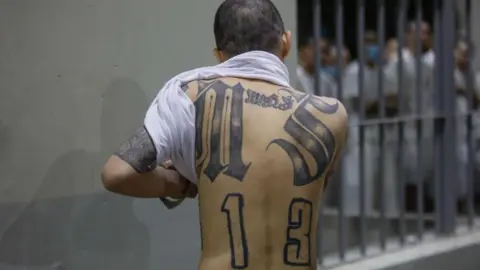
xmin=195 ymin=80 xmax=251 ymax=182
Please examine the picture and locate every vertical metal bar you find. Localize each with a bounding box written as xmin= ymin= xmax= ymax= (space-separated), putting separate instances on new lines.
xmin=396 ymin=0 xmax=407 ymax=246
xmin=357 ymin=0 xmax=367 ymax=256
xmin=433 ymin=0 xmax=445 ymax=235
xmin=313 ymin=0 xmax=322 ymax=96
xmin=377 ymin=0 xmax=387 ymax=251
xmin=442 ymin=0 xmax=457 ymax=234
xmin=313 ymin=0 xmax=324 ymax=264
xmin=464 ymin=0 xmax=475 ymax=229
xmin=414 ymin=0 xmax=425 ymax=240
xmin=437 ymin=0 xmax=457 ymax=234
xmin=335 ymin=0 xmax=347 ymax=261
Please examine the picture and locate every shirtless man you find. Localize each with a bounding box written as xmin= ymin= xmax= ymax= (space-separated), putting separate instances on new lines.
xmin=101 ymin=0 xmax=348 ymax=269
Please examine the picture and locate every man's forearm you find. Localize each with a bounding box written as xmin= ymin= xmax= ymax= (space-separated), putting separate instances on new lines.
xmin=102 ymin=159 xmax=178 ymax=198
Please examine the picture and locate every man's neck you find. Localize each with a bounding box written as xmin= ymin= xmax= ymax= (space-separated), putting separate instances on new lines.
xmin=304 ymin=67 xmax=314 ymax=77
xmin=298 ymin=61 xmax=314 ymax=76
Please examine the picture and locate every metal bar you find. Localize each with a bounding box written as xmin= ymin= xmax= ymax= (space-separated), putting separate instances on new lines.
xmin=434 ymin=0 xmax=457 ymax=234
xmin=377 ymin=0 xmax=387 ymax=251
xmin=313 ymin=0 xmax=322 ymax=96
xmin=440 ymin=0 xmax=457 ymax=234
xmin=357 ymin=0 xmax=367 ymax=256
xmin=414 ymin=0 xmax=425 ymax=241
xmin=433 ymin=0 xmax=445 ymax=235
xmin=349 ymin=112 xmax=472 ymax=127
xmin=464 ymin=0 xmax=475 ymax=229
xmin=312 ymin=0 xmax=324 ymax=264
xmin=335 ymin=0 xmax=347 ymax=261
xmin=396 ymin=0 xmax=407 ymax=246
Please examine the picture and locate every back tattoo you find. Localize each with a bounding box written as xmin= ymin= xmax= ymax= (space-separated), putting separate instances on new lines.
xmin=194 ymin=79 xmax=339 ymax=268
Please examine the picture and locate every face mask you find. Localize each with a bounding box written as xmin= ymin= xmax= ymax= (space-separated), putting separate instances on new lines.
xmin=366 ymin=45 xmax=380 ymax=61
xmin=321 ymin=66 xmax=337 ymax=77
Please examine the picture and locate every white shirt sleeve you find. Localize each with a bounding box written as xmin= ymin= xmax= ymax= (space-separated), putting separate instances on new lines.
xmin=144 ymin=85 xmax=197 ymax=183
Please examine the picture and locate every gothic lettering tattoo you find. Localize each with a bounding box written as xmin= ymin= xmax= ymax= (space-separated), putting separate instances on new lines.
xmin=244 ymin=89 xmax=293 ymax=110
xmin=195 ymin=80 xmax=251 ymax=182
xmin=268 ymin=91 xmax=338 ymax=186
xmin=114 ymin=126 xmax=157 ymax=173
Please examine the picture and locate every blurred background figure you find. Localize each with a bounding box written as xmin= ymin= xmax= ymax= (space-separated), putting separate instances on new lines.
xmin=454 ymin=39 xmax=480 ymax=209
xmin=384 ymin=21 xmax=436 ymax=212
xmin=297 ymin=34 xmax=337 ymax=97
xmin=342 ymin=29 xmax=398 ymax=216
xmin=406 ymin=21 xmax=434 ymax=65
xmin=330 ymin=45 xmax=351 ymax=72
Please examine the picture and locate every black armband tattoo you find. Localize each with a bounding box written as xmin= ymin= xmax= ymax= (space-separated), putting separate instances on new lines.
xmin=114 ymin=126 xmax=157 ymax=173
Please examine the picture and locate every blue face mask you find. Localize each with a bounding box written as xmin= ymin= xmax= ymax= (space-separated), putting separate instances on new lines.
xmin=321 ymin=66 xmax=337 ymax=77
xmin=366 ymin=45 xmax=380 ymax=61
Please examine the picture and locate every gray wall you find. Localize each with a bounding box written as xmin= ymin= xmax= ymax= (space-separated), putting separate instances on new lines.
xmin=0 ymin=0 xmax=296 ymax=269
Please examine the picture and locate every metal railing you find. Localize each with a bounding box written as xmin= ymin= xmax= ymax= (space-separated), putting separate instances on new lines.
xmin=310 ymin=0 xmax=479 ymax=267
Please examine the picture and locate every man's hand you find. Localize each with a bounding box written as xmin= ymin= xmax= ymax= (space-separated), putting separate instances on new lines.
xmin=162 ymin=160 xmax=198 ymax=199
xmin=158 ymin=161 xmax=197 ymax=209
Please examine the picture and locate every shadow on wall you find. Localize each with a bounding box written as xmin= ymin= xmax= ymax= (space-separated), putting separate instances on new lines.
xmin=0 ymin=78 xmax=151 ymax=270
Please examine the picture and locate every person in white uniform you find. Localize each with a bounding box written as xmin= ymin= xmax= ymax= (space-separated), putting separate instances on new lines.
xmin=296 ymin=35 xmax=338 ymax=97
xmin=383 ymin=21 xmax=435 ymax=208
xmin=343 ymin=30 xmax=398 ymax=216
xmin=453 ymin=39 xmax=480 ymax=206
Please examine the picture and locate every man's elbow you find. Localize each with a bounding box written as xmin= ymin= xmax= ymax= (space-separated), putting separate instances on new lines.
xmin=101 ymin=155 xmax=129 ymax=193
xmin=101 ymin=167 xmax=116 ymax=192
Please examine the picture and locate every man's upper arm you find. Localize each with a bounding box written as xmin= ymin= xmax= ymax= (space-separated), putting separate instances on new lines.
xmin=114 ymin=126 xmax=157 ymax=173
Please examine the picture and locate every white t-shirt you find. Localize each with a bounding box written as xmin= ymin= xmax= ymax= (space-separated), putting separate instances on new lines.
xmin=384 ymin=49 xmax=435 ymax=115
xmin=141 ymin=51 xmax=291 ymax=186
xmin=144 ymin=84 xmax=197 ymax=184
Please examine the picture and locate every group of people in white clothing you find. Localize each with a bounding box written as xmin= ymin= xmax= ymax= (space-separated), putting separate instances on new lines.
xmin=296 ymin=21 xmax=480 ymax=216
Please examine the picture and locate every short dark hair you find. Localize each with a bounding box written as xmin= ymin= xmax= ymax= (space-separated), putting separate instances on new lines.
xmin=213 ymin=0 xmax=286 ymax=56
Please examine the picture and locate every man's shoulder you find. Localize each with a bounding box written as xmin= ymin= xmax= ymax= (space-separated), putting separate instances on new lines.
xmin=184 ymin=77 xmax=297 ymax=96
xmin=302 ymin=95 xmax=348 ymax=136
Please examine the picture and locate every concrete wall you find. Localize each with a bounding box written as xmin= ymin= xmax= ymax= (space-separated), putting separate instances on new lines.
xmin=0 ymin=0 xmax=296 ymax=269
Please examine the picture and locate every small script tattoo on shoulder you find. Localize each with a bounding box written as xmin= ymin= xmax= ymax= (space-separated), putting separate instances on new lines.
xmin=114 ymin=126 xmax=157 ymax=173
xmin=244 ymin=89 xmax=293 ymax=110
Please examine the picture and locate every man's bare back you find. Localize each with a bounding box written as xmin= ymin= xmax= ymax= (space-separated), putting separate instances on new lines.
xmin=183 ymin=77 xmax=348 ymax=270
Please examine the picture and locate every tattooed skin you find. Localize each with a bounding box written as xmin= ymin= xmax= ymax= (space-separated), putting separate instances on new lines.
xmin=114 ymin=126 xmax=157 ymax=173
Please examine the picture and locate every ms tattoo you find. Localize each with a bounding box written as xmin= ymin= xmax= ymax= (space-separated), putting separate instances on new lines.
xmin=268 ymin=91 xmax=338 ymax=186
xmin=195 ymin=80 xmax=251 ymax=182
